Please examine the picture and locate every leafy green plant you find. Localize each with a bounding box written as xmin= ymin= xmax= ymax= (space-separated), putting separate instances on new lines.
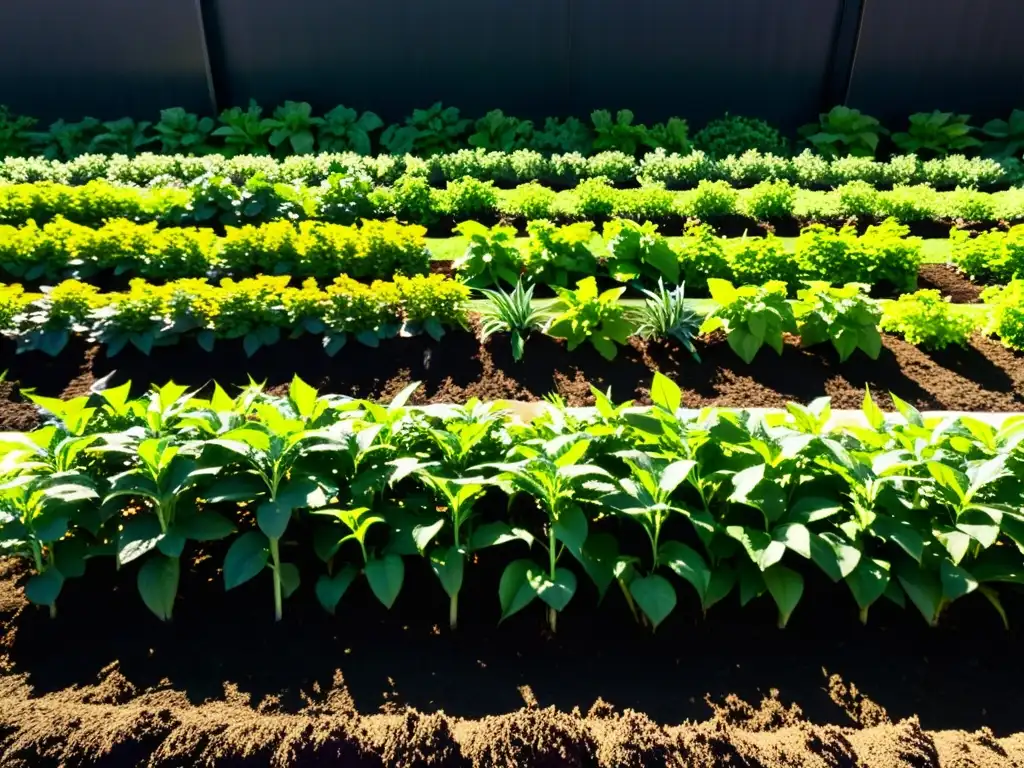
xmin=468 ymin=110 xmax=534 ymax=151
xmin=793 ymin=281 xmax=881 ymax=362
xmin=522 ymin=220 xmax=596 ymax=287
xmin=693 ymin=114 xmax=789 ymax=159
xmin=950 ymin=226 xmax=1024 ymax=283
xmin=982 ymin=281 xmax=1024 ymax=351
xmin=604 ymin=448 xmax=708 ymax=630
xmin=892 ymin=112 xmax=981 ymax=157
xmin=880 ymin=290 xmax=976 ymax=350
xmin=529 ymin=117 xmax=593 ymax=154
xmin=546 ymin=276 xmax=633 ymax=360
xmin=153 ymin=108 xmax=215 ymax=154
xmin=381 ymin=103 xmax=470 ymax=156
xmin=26 ymin=118 xmax=102 ymax=160
xmin=631 ymin=280 xmax=701 ymax=361
xmin=644 ymin=118 xmax=690 ymax=154
xmin=318 ymin=105 xmax=383 ymax=155
xmin=478 ymin=281 xmax=546 ymax=361
xmin=89 ymin=118 xmax=156 ymax=155
xmin=212 ymin=101 xmax=273 ymax=155
xmin=262 ymin=101 xmax=323 ymax=155
xmin=981 ymin=110 xmax=1024 ymax=159
xmin=488 ymin=435 xmax=610 ymax=632
xmin=591 ymin=110 xmax=648 ymax=155
xmin=601 ymin=219 xmax=679 ymax=283
xmin=201 ymin=379 xmax=346 ymax=620
xmin=700 ymin=279 xmax=796 ymax=363
xmin=799 ymin=106 xmax=887 ymax=158
xmin=0 ymin=106 xmax=35 ymax=157
xmin=0 ymin=423 xmax=99 ymax=617
xmin=452 ymin=221 xmax=523 ymax=287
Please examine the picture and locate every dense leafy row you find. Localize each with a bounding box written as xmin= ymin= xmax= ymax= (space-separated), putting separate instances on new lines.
xmin=0 ymin=271 xmax=995 ymax=363
xmin=3 ymin=373 xmax=1023 ymax=632
xmin=3 ymin=177 xmax=1024 ymax=230
xmin=0 ymin=149 xmax=1007 ymax=192
xmin=0 ymin=217 xmax=430 ymax=282
xmin=0 ymin=215 xmax=922 ymax=292
xmin=951 ymin=226 xmax=1024 ymax=283
xmin=0 ymin=274 xmax=470 ymax=357
xmin=5 ymin=102 xmax=1024 ymax=162
xmin=457 ymin=218 xmax=921 ymax=293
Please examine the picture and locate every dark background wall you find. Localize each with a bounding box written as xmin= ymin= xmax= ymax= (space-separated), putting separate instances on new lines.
xmin=0 ymin=0 xmax=1019 ymax=129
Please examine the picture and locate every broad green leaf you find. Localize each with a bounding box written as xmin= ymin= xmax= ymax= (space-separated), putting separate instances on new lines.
xmin=703 ymin=565 xmax=736 ymax=611
xmin=630 ymin=573 xmax=676 ymax=630
xmin=870 ymin=516 xmax=924 ymax=562
xmin=175 ymin=512 xmax=236 ymax=542
xmin=579 ymin=533 xmax=619 ymax=600
xmin=279 ymin=562 xmax=301 ymax=599
xmin=118 ymin=516 xmax=163 ymax=566
xmin=288 ymin=376 xmax=319 ymax=419
xmin=430 ymin=545 xmax=464 ymax=598
xmin=650 ymin=372 xmax=681 ymax=414
xmin=224 ymin=530 xmax=270 ymax=589
xmin=499 ymin=558 xmax=538 ymax=620
xmin=315 ymin=565 xmax=358 ymax=614
xmin=935 ymin=527 xmax=972 ymax=564
xmin=787 ymin=496 xmax=843 ymax=524
xmin=659 ymin=460 xmax=696 ymax=495
xmin=658 ymin=540 xmax=710 ymax=599
xmin=897 ymin=564 xmax=943 ymax=626
xmin=809 ymin=532 xmax=861 ymax=582
xmin=412 ymin=519 xmax=446 ymax=553
xmin=727 ymin=526 xmax=786 ymax=571
xmin=469 ymin=521 xmax=533 ymax=550
xmin=890 ymin=393 xmax=923 ymax=427
xmin=774 ymin=522 xmax=811 ymax=559
xmin=530 ymin=567 xmax=577 ymax=612
xmin=553 ymin=505 xmax=588 ymax=556
xmin=764 ymin=565 xmax=803 ymax=628
xmin=365 ymin=553 xmax=404 ymax=609
xmin=257 ymin=498 xmax=291 ymax=540
xmin=24 ymin=567 xmax=64 ymax=606
xmin=940 ymin=559 xmax=977 ymax=601
xmin=137 ymin=555 xmax=179 ymax=621
xmin=845 ymin=557 xmax=890 ymax=615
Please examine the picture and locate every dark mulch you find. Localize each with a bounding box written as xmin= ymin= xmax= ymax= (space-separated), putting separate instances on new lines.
xmin=917 ymin=263 xmax=983 ymax=304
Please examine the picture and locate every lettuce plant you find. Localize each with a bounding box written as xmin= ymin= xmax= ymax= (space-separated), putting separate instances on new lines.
xmin=700 ymin=279 xmax=796 ymax=363
xmin=601 ymin=219 xmax=680 ymax=283
xmin=546 ymin=276 xmax=633 ymax=360
xmin=468 ymin=109 xmax=534 ymax=151
xmin=799 ymin=106 xmax=887 ymax=158
xmin=892 ymin=112 xmax=980 ymax=157
xmin=880 ymin=289 xmax=975 ymax=350
xmin=213 ymin=100 xmax=273 ymax=155
xmin=153 ymin=108 xmax=215 ymax=154
xmin=453 ymin=221 xmax=523 ymax=287
xmin=318 ymin=105 xmax=383 ymax=155
xmin=793 ymin=281 xmax=881 ymax=362
xmin=262 ymin=101 xmax=323 ymax=155
xmin=591 ymin=110 xmax=648 ymax=155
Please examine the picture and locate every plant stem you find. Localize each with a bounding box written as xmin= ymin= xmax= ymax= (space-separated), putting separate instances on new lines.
xmin=548 ymin=523 xmax=557 ymax=634
xmin=449 ymin=592 xmax=458 ymax=631
xmin=269 ymin=538 xmax=283 ymax=622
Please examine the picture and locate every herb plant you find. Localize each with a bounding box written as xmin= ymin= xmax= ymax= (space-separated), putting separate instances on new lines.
xmin=153 ymin=108 xmax=215 ymax=154
xmin=880 ymin=290 xmax=976 ymax=349
xmin=318 ymin=105 xmax=383 ymax=155
xmin=591 ymin=110 xmax=648 ymax=155
xmin=478 ymin=281 xmax=546 ymax=361
xmin=631 ymin=280 xmax=701 ymax=361
xmin=468 ymin=110 xmax=534 ymax=151
xmin=799 ymin=106 xmax=887 ymax=158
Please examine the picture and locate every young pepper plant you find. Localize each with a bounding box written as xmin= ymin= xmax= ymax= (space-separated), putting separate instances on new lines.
xmin=603 ymin=450 xmax=710 ymax=630
xmin=102 ymin=436 xmax=234 ymax=621
xmin=487 ymin=435 xmax=611 ymax=633
xmin=202 ymin=379 xmax=348 ymax=621
xmin=0 ymin=427 xmax=99 ymax=617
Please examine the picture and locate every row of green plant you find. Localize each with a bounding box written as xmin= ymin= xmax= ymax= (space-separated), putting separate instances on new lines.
xmin=0 ymin=148 xmax=1007 ymax=192
xmin=0 ymin=214 xmax=922 ymax=293
xmin=0 ymin=273 xmax=470 ymax=358
xmin=3 ymin=372 xmax=1023 ymax=632
xmin=3 ymin=176 xmax=1024 ymax=230
xmin=0 ymin=270 xmax=1004 ymax=364
xmin=6 ymin=102 xmax=1024 ymax=162
xmin=0 ymin=217 xmax=430 ymax=282
xmin=950 ymin=226 xmax=1024 ymax=284
xmin=458 ymin=218 xmax=922 ymax=292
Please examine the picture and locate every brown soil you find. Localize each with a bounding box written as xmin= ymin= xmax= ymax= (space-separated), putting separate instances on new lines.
xmin=1 ymin=325 xmax=1022 ymax=431
xmin=4 ymin=520 xmax=1024 ymax=768
xmin=918 ymin=264 xmax=983 ymax=304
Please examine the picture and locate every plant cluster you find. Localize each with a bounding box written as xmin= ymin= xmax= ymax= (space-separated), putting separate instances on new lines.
xmin=880 ymin=290 xmax=976 ymax=350
xmin=982 ymin=281 xmax=1024 ymax=351
xmin=7 ymin=101 xmax=1024 ymax=163
xmin=4 ymin=374 xmax=1024 ymax=633
xmin=950 ymin=226 xmax=1024 ymax=283
xmin=1 ymin=149 xmax=1006 ymax=192
xmin=452 ymin=218 xmax=922 ymax=295
xmin=3 ymin=177 xmax=1024 ymax=230
xmin=0 ymin=274 xmax=469 ymax=357
xmin=0 ymin=217 xmax=430 ymax=282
